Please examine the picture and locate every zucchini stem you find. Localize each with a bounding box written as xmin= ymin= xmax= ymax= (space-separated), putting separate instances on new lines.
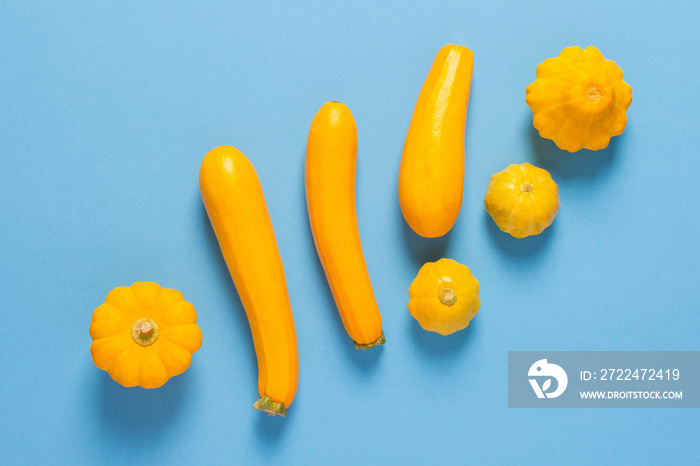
xmin=353 ymin=331 xmax=386 ymax=350
xmin=253 ymin=396 xmax=287 ymax=417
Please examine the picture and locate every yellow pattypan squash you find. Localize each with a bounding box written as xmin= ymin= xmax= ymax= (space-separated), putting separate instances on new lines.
xmin=526 ymin=46 xmax=632 ymax=152
xmin=89 ymin=282 xmax=202 ymax=389
xmin=484 ymin=162 xmax=560 ymax=238
xmin=408 ymin=258 xmax=480 ymax=336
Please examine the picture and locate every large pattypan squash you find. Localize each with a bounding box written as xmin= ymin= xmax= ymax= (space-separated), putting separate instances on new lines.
xmin=408 ymin=258 xmax=480 ymax=336
xmin=484 ymin=162 xmax=560 ymax=238
xmin=89 ymin=282 xmax=202 ymax=389
xmin=526 ymin=46 xmax=632 ymax=152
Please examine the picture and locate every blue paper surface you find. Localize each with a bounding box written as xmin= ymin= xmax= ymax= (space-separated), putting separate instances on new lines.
xmin=1 ymin=1 xmax=699 ymax=464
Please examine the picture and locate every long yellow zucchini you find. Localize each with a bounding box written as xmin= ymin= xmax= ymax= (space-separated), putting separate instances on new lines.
xmin=305 ymin=102 xmax=385 ymax=349
xmin=200 ymin=145 xmax=298 ymax=416
xmin=399 ymin=44 xmax=474 ymax=238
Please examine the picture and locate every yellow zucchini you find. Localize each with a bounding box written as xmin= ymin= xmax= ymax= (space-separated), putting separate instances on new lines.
xmin=200 ymin=145 xmax=298 ymax=416
xmin=305 ymin=102 xmax=385 ymax=349
xmin=399 ymin=44 xmax=474 ymax=238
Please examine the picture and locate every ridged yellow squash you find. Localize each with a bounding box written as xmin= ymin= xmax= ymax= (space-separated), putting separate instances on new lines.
xmin=484 ymin=163 xmax=560 ymax=238
xmin=408 ymin=258 xmax=480 ymax=336
xmin=526 ymin=46 xmax=632 ymax=152
xmin=89 ymin=282 xmax=202 ymax=389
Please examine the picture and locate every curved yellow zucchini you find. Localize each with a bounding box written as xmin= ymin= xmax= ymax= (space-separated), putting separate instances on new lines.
xmin=305 ymin=102 xmax=385 ymax=349
xmin=399 ymin=44 xmax=474 ymax=238
xmin=200 ymin=145 xmax=298 ymax=416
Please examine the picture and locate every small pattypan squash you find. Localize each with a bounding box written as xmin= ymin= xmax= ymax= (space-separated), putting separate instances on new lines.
xmin=526 ymin=46 xmax=632 ymax=152
xmin=89 ymin=282 xmax=202 ymax=389
xmin=484 ymin=162 xmax=560 ymax=238
xmin=408 ymin=258 xmax=480 ymax=336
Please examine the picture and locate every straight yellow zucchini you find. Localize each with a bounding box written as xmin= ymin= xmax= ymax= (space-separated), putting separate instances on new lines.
xmin=305 ymin=102 xmax=385 ymax=349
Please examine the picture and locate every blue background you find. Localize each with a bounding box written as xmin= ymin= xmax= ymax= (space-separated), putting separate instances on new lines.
xmin=1 ymin=1 xmax=698 ymax=464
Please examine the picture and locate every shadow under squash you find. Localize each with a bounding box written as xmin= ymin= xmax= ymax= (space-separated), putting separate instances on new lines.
xmin=483 ymin=210 xmax=555 ymax=258
xmin=255 ymin=406 xmax=291 ymax=441
xmin=98 ymin=370 xmax=189 ymax=438
xmin=409 ymin=313 xmax=477 ymax=356
xmin=399 ymin=203 xmax=451 ymax=268
xmin=526 ymin=115 xmax=621 ymax=179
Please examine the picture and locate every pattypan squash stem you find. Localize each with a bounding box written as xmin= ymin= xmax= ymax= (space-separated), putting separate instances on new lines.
xmin=438 ymin=288 xmax=457 ymax=306
xmin=131 ymin=318 xmax=160 ymax=346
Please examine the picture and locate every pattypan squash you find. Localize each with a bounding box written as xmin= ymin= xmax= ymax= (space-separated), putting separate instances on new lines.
xmin=526 ymin=46 xmax=632 ymax=152
xmin=89 ymin=282 xmax=202 ymax=389
xmin=484 ymin=162 xmax=560 ymax=238
xmin=408 ymin=258 xmax=480 ymax=336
